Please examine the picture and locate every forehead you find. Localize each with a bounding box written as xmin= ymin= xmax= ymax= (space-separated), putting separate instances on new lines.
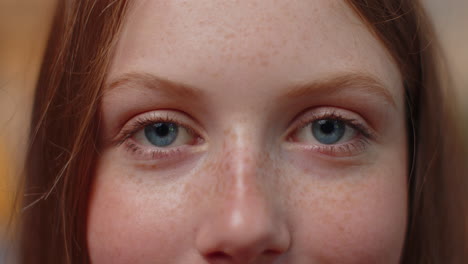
xmin=109 ymin=0 xmax=402 ymax=104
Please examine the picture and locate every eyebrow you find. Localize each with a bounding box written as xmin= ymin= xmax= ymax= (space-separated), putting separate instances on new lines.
xmin=284 ymin=73 xmax=397 ymax=108
xmin=105 ymin=72 xmax=205 ymax=101
xmin=106 ymin=71 xmax=397 ymax=108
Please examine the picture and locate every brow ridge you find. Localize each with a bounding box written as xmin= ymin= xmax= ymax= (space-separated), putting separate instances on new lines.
xmin=284 ymin=73 xmax=397 ymax=108
xmin=106 ymin=71 xmax=397 ymax=108
xmin=106 ymin=72 xmax=204 ymax=99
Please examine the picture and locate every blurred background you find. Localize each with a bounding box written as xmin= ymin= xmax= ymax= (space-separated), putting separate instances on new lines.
xmin=0 ymin=0 xmax=466 ymax=258
xmin=0 ymin=0 xmax=56 ymax=230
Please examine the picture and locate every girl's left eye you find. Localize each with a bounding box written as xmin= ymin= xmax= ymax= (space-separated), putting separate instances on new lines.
xmin=133 ymin=122 xmax=195 ymax=148
xmin=287 ymin=110 xmax=374 ymax=157
xmin=301 ymin=119 xmax=357 ymax=145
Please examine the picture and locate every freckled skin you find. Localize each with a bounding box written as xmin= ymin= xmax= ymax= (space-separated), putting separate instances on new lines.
xmin=87 ymin=0 xmax=408 ymax=263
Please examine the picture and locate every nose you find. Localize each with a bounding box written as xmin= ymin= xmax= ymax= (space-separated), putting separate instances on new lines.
xmin=195 ymin=141 xmax=291 ymax=263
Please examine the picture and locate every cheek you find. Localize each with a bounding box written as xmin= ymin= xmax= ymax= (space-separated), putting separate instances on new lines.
xmin=284 ymin=159 xmax=407 ymax=263
xmin=87 ymin=147 xmax=408 ymax=263
xmin=86 ymin=161 xmax=199 ymax=263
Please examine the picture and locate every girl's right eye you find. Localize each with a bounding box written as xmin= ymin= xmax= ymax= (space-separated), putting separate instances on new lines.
xmin=115 ymin=111 xmax=204 ymax=161
xmin=134 ymin=122 xmax=194 ymax=148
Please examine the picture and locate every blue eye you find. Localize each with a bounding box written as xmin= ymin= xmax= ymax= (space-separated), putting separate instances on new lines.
xmin=144 ymin=122 xmax=179 ymax=147
xmin=311 ymin=119 xmax=346 ymax=144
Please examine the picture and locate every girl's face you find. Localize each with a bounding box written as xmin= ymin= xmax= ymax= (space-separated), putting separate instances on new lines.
xmin=87 ymin=0 xmax=408 ymax=263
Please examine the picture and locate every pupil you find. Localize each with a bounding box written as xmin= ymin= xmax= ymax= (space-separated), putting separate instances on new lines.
xmin=154 ymin=123 xmax=170 ymax=136
xmin=144 ymin=122 xmax=178 ymax=147
xmin=319 ymin=120 xmax=336 ymax=134
xmin=312 ymin=119 xmax=346 ymax=145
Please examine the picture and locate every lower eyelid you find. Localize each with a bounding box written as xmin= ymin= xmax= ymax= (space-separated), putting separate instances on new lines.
xmin=322 ymin=138 xmax=369 ymax=156
xmin=285 ymin=135 xmax=370 ymax=157
xmin=123 ymin=139 xmax=186 ymax=161
xmin=288 ymin=139 xmax=369 ymax=158
xmin=123 ymin=132 xmax=206 ymax=162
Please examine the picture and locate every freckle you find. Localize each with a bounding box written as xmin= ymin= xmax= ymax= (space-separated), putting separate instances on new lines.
xmin=230 ymin=133 xmax=237 ymax=142
xmin=128 ymin=174 xmax=142 ymax=185
xmin=223 ymin=162 xmax=231 ymax=171
xmin=182 ymin=182 xmax=190 ymax=196
xmin=183 ymin=182 xmax=198 ymax=204
xmin=224 ymin=33 xmax=235 ymax=40
xmin=304 ymin=183 xmax=313 ymax=197
xmin=207 ymin=163 xmax=214 ymax=172
xmin=254 ymin=25 xmax=261 ymax=33
xmin=206 ymin=160 xmax=216 ymax=171
xmin=239 ymin=153 xmax=248 ymax=163
xmin=338 ymin=225 xmax=345 ymax=232
xmin=273 ymin=166 xmax=281 ymax=176
xmin=210 ymin=71 xmax=220 ymax=78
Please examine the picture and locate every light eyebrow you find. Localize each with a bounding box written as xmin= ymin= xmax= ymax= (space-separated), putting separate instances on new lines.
xmin=105 ymin=72 xmax=205 ymax=100
xmin=106 ymin=72 xmax=397 ymax=109
xmin=284 ymin=73 xmax=397 ymax=108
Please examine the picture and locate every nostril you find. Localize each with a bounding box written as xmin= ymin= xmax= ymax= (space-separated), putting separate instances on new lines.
xmin=206 ymin=251 xmax=233 ymax=261
xmin=264 ymin=249 xmax=284 ymax=255
xmin=205 ymin=249 xmax=284 ymax=263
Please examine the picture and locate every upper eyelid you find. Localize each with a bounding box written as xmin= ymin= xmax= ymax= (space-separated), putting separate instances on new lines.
xmin=113 ymin=110 xmax=205 ymax=146
xmin=115 ymin=108 xmax=376 ymax=147
xmin=283 ymin=108 xmax=377 ymax=141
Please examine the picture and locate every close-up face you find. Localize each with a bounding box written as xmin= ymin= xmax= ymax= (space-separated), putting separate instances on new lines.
xmin=87 ymin=0 xmax=408 ymax=263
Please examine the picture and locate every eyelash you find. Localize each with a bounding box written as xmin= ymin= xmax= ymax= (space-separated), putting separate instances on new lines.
xmin=115 ymin=113 xmax=201 ymax=161
xmin=116 ymin=110 xmax=375 ymax=161
xmin=287 ymin=109 xmax=375 ymax=157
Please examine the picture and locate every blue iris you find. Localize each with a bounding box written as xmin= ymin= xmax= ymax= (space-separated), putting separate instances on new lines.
xmin=312 ymin=119 xmax=345 ymax=144
xmin=144 ymin=122 xmax=178 ymax=147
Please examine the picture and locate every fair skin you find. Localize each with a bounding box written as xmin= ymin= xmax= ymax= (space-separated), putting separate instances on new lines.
xmin=87 ymin=0 xmax=408 ymax=263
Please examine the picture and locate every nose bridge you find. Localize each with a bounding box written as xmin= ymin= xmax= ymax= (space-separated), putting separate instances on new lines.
xmin=217 ymin=123 xmax=268 ymax=204
xmin=222 ymin=135 xmax=269 ymax=223
xmin=195 ymin=124 xmax=290 ymax=262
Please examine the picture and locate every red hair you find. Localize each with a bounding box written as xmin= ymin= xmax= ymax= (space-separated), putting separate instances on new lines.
xmin=18 ymin=0 xmax=467 ymax=263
